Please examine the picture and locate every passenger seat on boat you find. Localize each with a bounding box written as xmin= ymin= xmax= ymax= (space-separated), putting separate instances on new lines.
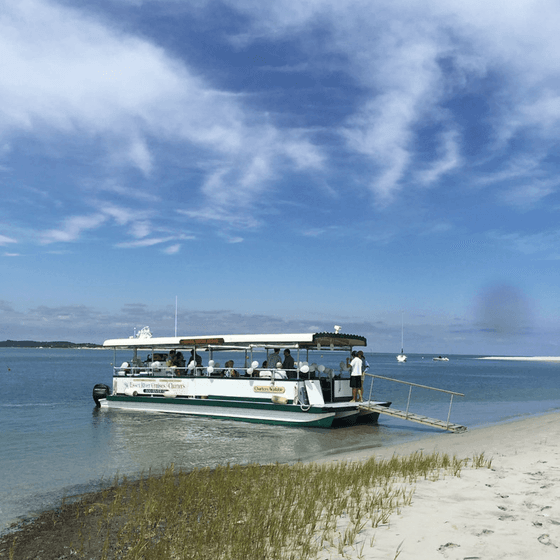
xmin=117 ymin=362 xmax=130 ymax=376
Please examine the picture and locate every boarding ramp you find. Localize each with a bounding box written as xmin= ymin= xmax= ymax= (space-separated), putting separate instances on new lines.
xmin=360 ymin=373 xmax=467 ymax=433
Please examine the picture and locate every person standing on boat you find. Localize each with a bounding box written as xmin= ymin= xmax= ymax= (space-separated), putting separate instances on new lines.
xmin=349 ymin=351 xmax=362 ymax=402
xmin=282 ymin=349 xmax=296 ymax=378
xmin=357 ymin=350 xmax=369 ymax=401
xmin=268 ymin=348 xmax=282 ymax=370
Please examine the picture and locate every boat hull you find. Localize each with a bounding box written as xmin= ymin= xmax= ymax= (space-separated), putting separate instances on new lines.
xmin=100 ymin=394 xmax=337 ymax=427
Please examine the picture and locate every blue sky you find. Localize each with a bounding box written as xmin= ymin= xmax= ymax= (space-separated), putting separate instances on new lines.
xmin=1 ymin=0 xmax=560 ymax=355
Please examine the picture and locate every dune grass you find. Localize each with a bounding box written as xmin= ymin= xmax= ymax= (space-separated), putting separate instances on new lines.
xmin=9 ymin=452 xmax=492 ymax=560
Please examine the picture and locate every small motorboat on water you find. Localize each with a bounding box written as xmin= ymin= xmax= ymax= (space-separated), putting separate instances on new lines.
xmin=432 ymin=356 xmax=449 ymax=361
xmin=92 ymin=329 xmax=391 ymax=428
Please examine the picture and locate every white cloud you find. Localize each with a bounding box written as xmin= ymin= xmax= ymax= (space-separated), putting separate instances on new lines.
xmin=162 ymin=243 xmax=181 ymax=254
xmin=0 ymin=235 xmax=17 ymax=245
xmin=94 ymin=181 xmax=160 ymax=203
xmin=40 ymin=213 xmax=108 ymax=244
xmin=4 ymin=0 xmax=560 ymax=240
xmin=38 ymin=203 xmax=159 ymax=245
xmin=214 ymin=0 xmax=560 ymax=202
xmin=0 ymin=0 xmax=325 ymax=227
xmin=129 ymin=221 xmax=153 ymax=239
xmin=115 ymin=236 xmax=177 ymax=248
xmin=488 ymin=229 xmax=560 ymax=257
xmin=416 ymin=130 xmax=461 ymax=186
xmin=499 ymin=180 xmax=557 ymax=209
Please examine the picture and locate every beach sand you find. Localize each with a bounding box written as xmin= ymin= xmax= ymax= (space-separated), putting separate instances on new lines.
xmin=2 ymin=412 xmax=559 ymax=559
xmin=323 ymin=411 xmax=560 ymax=559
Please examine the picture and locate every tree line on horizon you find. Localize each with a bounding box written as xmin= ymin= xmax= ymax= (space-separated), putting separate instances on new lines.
xmin=0 ymin=340 xmax=101 ymax=348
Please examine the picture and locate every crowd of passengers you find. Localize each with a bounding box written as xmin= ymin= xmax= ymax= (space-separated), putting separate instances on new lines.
xmin=143 ymin=348 xmax=308 ymax=378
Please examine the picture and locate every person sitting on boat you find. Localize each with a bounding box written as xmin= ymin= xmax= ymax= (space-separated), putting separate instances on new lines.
xmin=268 ymin=349 xmax=282 ymax=370
xmin=166 ymin=349 xmax=177 ymax=367
xmin=224 ymin=360 xmax=239 ymax=378
xmin=174 ymin=351 xmax=185 ymax=374
xmin=282 ymin=349 xmax=296 ymax=378
xmin=349 ymin=351 xmax=363 ymax=403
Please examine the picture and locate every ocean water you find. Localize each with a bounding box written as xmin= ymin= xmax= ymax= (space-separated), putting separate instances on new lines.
xmin=1 ymin=347 xmax=559 ymax=534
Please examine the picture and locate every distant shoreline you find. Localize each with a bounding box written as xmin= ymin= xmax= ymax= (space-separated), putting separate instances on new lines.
xmin=477 ymin=356 xmax=560 ymax=362
xmin=0 ymin=340 xmax=102 ymax=349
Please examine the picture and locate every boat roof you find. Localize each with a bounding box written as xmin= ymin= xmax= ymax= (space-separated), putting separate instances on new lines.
xmin=103 ymin=332 xmax=367 ymax=350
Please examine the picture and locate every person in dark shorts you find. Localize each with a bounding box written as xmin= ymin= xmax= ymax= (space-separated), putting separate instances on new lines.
xmin=349 ymin=351 xmax=363 ymax=402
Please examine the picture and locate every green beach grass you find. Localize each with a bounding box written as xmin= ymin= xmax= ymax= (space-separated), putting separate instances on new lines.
xmin=5 ymin=451 xmax=492 ymax=560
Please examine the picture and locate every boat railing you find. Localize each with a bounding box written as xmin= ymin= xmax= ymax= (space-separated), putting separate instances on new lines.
xmin=365 ymin=373 xmax=464 ymax=428
xmin=112 ymin=365 xmax=324 ymax=379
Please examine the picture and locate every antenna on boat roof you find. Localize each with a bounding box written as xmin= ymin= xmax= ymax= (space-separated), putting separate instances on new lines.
xmin=175 ymin=296 xmax=178 ymax=337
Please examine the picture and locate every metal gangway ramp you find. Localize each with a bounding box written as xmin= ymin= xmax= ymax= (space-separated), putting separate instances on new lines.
xmin=360 ymin=373 xmax=467 ymax=433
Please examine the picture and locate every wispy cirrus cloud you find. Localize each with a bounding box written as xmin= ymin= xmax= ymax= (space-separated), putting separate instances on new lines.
xmin=115 ymin=235 xmax=192 ymax=249
xmin=488 ymin=229 xmax=560 ymax=258
xmin=4 ymin=0 xmax=560 ymax=249
xmin=0 ymin=0 xmax=325 ymax=233
xmin=0 ymin=235 xmax=17 ymax=245
xmin=40 ymin=214 xmax=108 ymax=244
xmin=210 ymin=0 xmax=560 ymax=203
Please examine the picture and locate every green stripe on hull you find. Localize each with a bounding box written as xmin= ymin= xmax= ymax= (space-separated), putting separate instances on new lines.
xmin=200 ymin=412 xmax=333 ymax=428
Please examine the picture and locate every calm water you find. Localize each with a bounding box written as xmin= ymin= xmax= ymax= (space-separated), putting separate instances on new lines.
xmin=1 ymin=348 xmax=559 ymax=533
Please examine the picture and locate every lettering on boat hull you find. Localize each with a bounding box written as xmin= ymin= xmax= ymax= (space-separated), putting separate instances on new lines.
xmin=254 ymin=385 xmax=286 ymax=394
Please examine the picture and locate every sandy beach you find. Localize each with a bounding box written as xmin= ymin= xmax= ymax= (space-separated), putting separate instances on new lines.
xmin=478 ymin=356 xmax=560 ymax=362
xmin=323 ymin=411 xmax=560 ymax=559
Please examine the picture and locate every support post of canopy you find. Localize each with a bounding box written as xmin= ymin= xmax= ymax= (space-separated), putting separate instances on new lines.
xmin=446 ymin=393 xmax=455 ymax=429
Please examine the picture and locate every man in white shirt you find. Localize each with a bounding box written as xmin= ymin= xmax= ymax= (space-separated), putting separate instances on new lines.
xmin=358 ymin=350 xmax=369 ymax=401
xmin=349 ymin=351 xmax=362 ymax=402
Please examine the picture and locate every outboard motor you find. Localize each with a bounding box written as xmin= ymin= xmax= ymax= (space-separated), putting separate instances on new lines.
xmin=93 ymin=383 xmax=111 ymax=407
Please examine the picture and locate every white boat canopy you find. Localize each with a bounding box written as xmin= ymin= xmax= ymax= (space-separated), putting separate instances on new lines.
xmin=103 ymin=331 xmax=367 ymax=350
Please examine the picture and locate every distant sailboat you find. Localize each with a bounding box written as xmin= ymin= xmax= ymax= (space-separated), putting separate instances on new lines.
xmin=396 ymin=312 xmax=407 ymax=362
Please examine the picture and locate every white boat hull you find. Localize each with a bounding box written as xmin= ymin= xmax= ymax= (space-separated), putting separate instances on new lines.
xmin=99 ymin=396 xmax=336 ymax=426
xmin=95 ymin=376 xmax=388 ymax=428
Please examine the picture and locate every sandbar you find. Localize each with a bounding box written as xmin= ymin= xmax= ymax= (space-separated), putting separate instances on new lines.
xmin=478 ymin=356 xmax=560 ymax=361
xmin=324 ymin=411 xmax=560 ymax=559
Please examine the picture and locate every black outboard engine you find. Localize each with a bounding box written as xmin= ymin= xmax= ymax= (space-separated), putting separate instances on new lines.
xmin=93 ymin=383 xmax=111 ymax=407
